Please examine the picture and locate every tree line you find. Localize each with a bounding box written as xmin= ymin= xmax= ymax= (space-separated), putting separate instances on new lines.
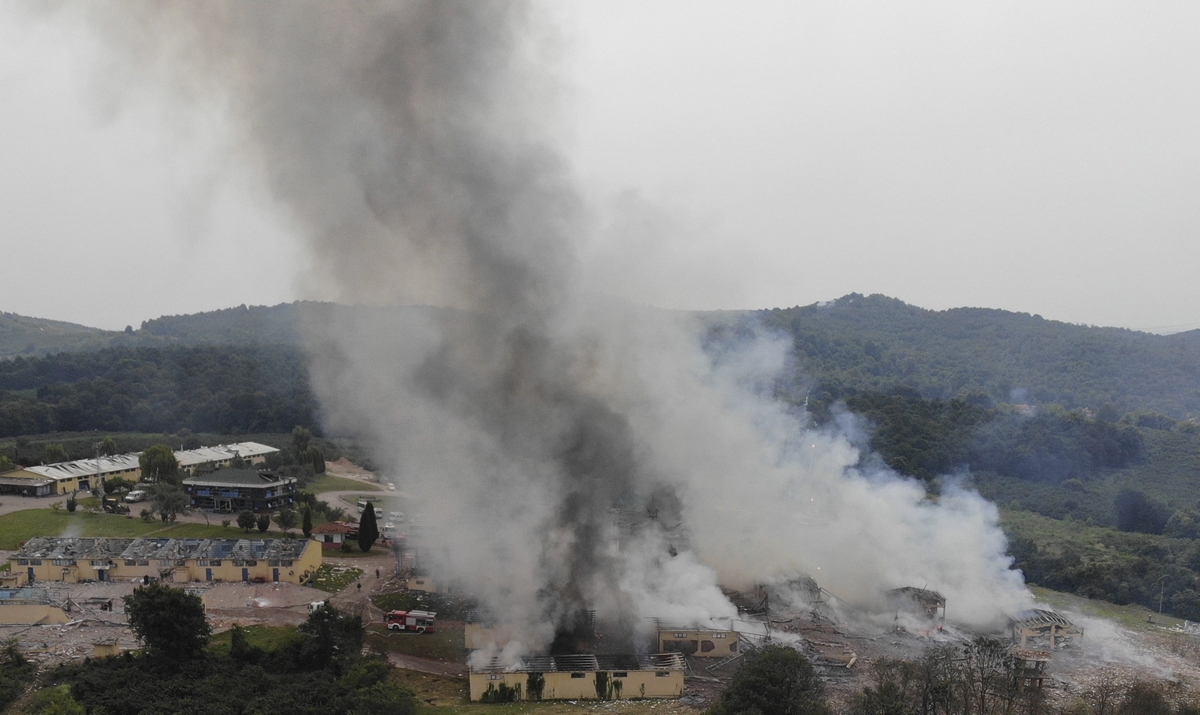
xmin=0 ymin=345 xmax=318 ymax=438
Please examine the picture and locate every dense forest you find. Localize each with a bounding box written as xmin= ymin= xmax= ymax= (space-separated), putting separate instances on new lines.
xmin=749 ymin=293 xmax=1200 ymax=417
xmin=0 ymin=345 xmax=317 ymax=439
xmin=8 ymin=294 xmax=1200 ymax=418
xmin=817 ymin=392 xmax=1148 ymax=484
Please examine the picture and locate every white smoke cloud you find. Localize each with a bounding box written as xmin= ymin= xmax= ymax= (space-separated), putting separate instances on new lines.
xmin=56 ymin=0 xmax=1032 ymax=651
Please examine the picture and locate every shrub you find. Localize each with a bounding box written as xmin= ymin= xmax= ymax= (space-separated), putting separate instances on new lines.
xmin=710 ymin=645 xmax=828 ymax=715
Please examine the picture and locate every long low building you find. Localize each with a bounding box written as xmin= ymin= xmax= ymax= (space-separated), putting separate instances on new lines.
xmin=0 ymin=442 xmax=280 ymax=496
xmin=469 ymin=653 xmax=685 ymax=702
xmin=8 ymin=537 xmax=321 ymax=586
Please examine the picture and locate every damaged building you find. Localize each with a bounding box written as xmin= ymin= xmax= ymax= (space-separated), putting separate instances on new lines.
xmin=1009 ymin=609 xmax=1083 ymax=649
xmin=9 ymin=537 xmax=322 ymax=586
xmin=656 ymin=625 xmax=741 ymax=658
xmin=469 ymin=653 xmax=686 ymax=701
xmin=887 ymin=587 xmax=946 ymax=632
xmin=0 ymin=587 xmax=70 ymax=626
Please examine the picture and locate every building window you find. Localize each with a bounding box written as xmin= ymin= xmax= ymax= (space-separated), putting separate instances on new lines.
xmin=656 ymin=672 xmax=671 ymax=678
xmin=282 ymin=561 xmax=293 ymax=567
xmin=138 ymin=560 xmax=149 ymax=566
xmin=30 ymin=559 xmax=41 ymax=565
xmin=211 ymin=560 xmax=222 ymax=566
xmin=197 ymin=560 xmax=208 ymax=567
xmin=613 ymin=672 xmax=628 ymax=678
xmin=674 ymin=632 xmax=688 ymax=639
xmin=487 ymin=675 xmax=502 ymax=681
xmin=17 ymin=559 xmax=28 ymax=566
xmin=125 ymin=560 xmax=136 ymax=566
xmin=712 ymin=633 xmax=727 ymax=639
xmin=268 ymin=560 xmax=280 ymax=567
xmin=570 ymin=673 xmax=586 ymax=679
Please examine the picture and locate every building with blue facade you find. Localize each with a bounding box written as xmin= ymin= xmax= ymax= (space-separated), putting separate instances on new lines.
xmin=182 ymin=468 xmax=297 ymax=513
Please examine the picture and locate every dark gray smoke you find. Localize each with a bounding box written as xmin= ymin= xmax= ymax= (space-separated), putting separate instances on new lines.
xmin=59 ymin=0 xmax=1033 ymax=655
xmin=61 ymin=0 xmax=636 ymax=646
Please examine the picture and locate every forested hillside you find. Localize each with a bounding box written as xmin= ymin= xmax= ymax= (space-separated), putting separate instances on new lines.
xmin=0 ymin=311 xmax=119 ymax=357
xmin=0 ymin=345 xmax=317 ymax=439
xmin=752 ymin=293 xmax=1200 ymax=417
xmin=11 ymin=295 xmax=1200 ymax=420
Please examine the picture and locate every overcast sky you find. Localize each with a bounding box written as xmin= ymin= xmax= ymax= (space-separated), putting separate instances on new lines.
xmin=2 ymin=2 xmax=1198 ymax=332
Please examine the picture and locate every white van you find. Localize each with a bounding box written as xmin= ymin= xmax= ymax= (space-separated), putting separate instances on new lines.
xmin=124 ymin=490 xmax=148 ymax=503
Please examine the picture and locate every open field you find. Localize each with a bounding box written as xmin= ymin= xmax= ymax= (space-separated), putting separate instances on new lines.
xmin=367 ymin=622 xmax=468 ymax=663
xmin=208 ymin=624 xmax=303 ymax=656
xmin=1029 ymin=585 xmax=1187 ymax=632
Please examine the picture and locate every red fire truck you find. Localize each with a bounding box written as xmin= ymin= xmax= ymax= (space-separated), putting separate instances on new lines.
xmin=385 ymin=609 xmax=437 ymax=633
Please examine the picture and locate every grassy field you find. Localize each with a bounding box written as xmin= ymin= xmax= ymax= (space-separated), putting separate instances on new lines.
xmin=999 ymin=507 xmax=1193 ymax=561
xmin=1029 ymin=584 xmax=1186 ymax=632
xmin=0 ymin=509 xmax=295 ymax=550
xmin=208 ymin=625 xmax=302 ymax=656
xmin=366 ymin=622 xmax=468 ymax=662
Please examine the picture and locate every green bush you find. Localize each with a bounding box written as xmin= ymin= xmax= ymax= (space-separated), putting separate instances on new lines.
xmin=710 ymin=645 xmax=828 ymax=715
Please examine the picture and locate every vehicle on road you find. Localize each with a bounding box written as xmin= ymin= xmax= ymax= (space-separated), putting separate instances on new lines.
xmin=124 ymin=490 xmax=148 ymax=503
xmin=385 ymin=609 xmax=436 ymax=633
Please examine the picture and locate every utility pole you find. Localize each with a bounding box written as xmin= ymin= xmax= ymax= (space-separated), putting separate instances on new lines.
xmin=1154 ymin=574 xmax=1168 ymax=623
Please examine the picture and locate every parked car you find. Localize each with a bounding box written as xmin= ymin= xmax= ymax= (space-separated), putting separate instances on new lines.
xmin=124 ymin=490 xmax=148 ymax=503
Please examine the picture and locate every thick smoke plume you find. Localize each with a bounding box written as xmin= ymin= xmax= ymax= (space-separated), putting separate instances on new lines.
xmin=67 ymin=1 xmax=1030 ymax=651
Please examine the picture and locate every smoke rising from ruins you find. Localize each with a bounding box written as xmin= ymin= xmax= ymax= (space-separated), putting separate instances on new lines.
xmin=67 ymin=1 xmax=1031 ymax=650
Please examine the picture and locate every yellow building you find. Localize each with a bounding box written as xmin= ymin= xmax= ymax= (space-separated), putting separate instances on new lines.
xmin=0 ymin=453 xmax=142 ymax=496
xmin=10 ymin=537 xmax=321 ymax=586
xmin=657 ymin=628 xmax=740 ymax=657
xmin=469 ymin=653 xmax=685 ymax=702
xmin=0 ymin=442 xmax=280 ymax=496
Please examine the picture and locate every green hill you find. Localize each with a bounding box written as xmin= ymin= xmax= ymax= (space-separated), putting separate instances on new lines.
xmin=0 ymin=311 xmax=123 ymax=357
xmin=751 ymin=293 xmax=1200 ymax=417
xmin=14 ymin=294 xmax=1200 ymax=420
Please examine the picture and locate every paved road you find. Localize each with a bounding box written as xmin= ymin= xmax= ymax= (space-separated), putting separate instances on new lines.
xmin=0 ymin=493 xmax=49 ymax=517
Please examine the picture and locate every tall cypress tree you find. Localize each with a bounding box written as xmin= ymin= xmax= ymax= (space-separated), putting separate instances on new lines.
xmin=358 ymin=502 xmax=379 ymax=553
xmin=302 ymin=505 xmax=313 ymax=538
